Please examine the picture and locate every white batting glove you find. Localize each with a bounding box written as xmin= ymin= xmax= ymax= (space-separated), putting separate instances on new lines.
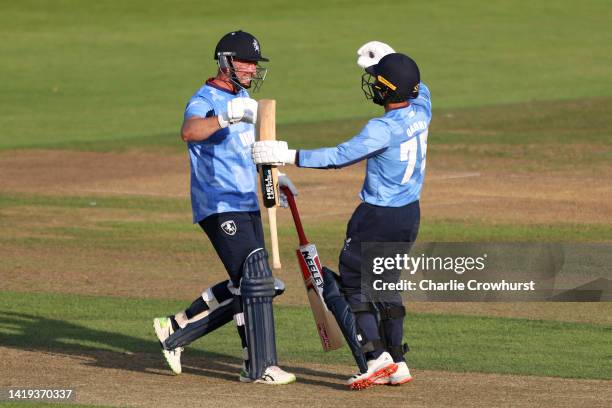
xmin=277 ymin=172 xmax=297 ymax=208
xmin=357 ymin=41 xmax=395 ymax=68
xmin=252 ymin=140 xmax=296 ymax=166
xmin=218 ymin=97 xmax=258 ymax=128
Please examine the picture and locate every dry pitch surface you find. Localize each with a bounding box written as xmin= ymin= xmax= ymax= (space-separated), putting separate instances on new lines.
xmin=1 ymin=147 xmax=611 ymax=407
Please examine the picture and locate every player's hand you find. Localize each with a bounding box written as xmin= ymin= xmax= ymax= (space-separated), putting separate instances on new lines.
xmin=251 ymin=140 xmax=297 ymax=166
xmin=277 ymin=172 xmax=297 ymax=208
xmin=218 ymin=97 xmax=258 ymax=128
xmin=357 ymin=41 xmax=395 ymax=68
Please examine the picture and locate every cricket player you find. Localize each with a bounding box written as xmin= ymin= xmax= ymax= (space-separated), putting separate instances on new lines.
xmin=153 ymin=30 xmax=296 ymax=385
xmin=252 ymin=42 xmax=430 ymax=389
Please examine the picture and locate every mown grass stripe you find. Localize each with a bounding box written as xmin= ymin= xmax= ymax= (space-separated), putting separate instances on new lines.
xmin=3 ymin=97 xmax=611 ymax=152
xmin=2 ymin=192 xmax=610 ymax=243
xmin=0 ymin=291 xmax=609 ymax=380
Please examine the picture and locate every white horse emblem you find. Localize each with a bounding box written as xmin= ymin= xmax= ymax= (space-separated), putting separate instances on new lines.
xmin=221 ymin=220 xmax=237 ymax=236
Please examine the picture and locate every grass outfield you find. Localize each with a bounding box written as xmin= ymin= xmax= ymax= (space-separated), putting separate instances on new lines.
xmin=5 ymin=96 xmax=612 ymax=152
xmin=2 ymin=192 xmax=611 ymax=243
xmin=1 ymin=1 xmax=612 ymax=149
xmin=0 ymin=291 xmax=609 ymax=380
xmin=1 ymin=2 xmax=610 ymax=401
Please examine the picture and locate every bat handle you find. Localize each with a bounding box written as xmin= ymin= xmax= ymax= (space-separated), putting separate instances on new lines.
xmin=260 ymin=164 xmax=278 ymax=208
xmin=267 ymin=206 xmax=281 ymax=269
xmin=281 ymin=185 xmax=308 ymax=246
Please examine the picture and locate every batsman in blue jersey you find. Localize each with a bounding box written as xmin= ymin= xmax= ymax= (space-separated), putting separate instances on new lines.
xmin=253 ymin=44 xmax=431 ymax=389
xmin=152 ymin=30 xmax=296 ymax=385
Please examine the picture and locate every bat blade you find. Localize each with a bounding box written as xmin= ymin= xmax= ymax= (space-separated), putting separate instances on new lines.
xmin=257 ymin=99 xmax=279 ymax=209
xmin=296 ymin=246 xmax=344 ymax=351
xmin=297 ymin=244 xmax=327 ymax=307
xmin=282 ymin=184 xmax=343 ymax=351
xmin=257 ymin=99 xmax=281 ymax=269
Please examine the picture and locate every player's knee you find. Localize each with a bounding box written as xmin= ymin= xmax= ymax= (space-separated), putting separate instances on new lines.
xmin=377 ymin=303 xmax=406 ymax=321
xmin=241 ymin=248 xmax=275 ymax=296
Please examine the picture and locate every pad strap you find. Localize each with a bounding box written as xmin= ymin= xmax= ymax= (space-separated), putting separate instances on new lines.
xmin=379 ymin=305 xmax=406 ymax=320
xmin=350 ymin=302 xmax=376 ymax=314
xmin=165 ymin=298 xmax=234 ymax=350
xmin=388 ymin=343 xmax=410 ymax=361
xmin=348 ymin=303 xmax=386 ymax=355
xmin=361 ymin=339 xmax=385 ymax=353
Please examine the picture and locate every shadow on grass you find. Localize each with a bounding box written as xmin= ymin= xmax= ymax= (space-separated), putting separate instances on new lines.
xmin=0 ymin=311 xmax=240 ymax=378
xmin=0 ymin=312 xmax=348 ymax=389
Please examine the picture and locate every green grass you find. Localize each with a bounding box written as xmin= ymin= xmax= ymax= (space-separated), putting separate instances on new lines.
xmin=419 ymin=221 xmax=612 ymax=242
xmin=1 ymin=1 xmax=612 ymax=149
xmin=0 ymin=193 xmax=189 ymax=213
xmin=1 ymin=192 xmax=609 ymax=264
xmin=1 ymin=192 xmax=609 ymax=270
xmin=0 ymin=291 xmax=609 ymax=380
xmin=1 ymin=1 xmax=610 ymax=397
xmin=4 ymin=96 xmax=612 ymax=152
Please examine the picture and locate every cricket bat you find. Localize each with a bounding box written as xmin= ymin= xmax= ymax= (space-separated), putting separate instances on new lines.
xmin=257 ymin=99 xmax=281 ymax=269
xmin=280 ymin=185 xmax=344 ymax=351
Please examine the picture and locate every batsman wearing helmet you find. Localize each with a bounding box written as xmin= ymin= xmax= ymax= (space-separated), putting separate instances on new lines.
xmin=252 ymin=42 xmax=430 ymax=389
xmin=153 ymin=30 xmax=296 ymax=385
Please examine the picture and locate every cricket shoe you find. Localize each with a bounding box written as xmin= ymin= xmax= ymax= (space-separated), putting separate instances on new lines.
xmin=374 ymin=362 xmax=413 ymax=386
xmin=347 ymin=352 xmax=398 ymax=390
xmin=239 ymin=364 xmax=296 ymax=385
xmin=153 ymin=316 xmax=183 ymax=375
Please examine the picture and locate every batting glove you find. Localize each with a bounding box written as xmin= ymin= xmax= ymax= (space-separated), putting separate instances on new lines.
xmin=357 ymin=41 xmax=395 ymax=69
xmin=277 ymin=172 xmax=297 ymax=208
xmin=252 ymin=140 xmax=297 ymax=166
xmin=218 ymin=97 xmax=258 ymax=128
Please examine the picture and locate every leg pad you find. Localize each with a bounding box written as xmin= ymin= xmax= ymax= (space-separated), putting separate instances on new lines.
xmin=241 ymin=248 xmax=278 ymax=380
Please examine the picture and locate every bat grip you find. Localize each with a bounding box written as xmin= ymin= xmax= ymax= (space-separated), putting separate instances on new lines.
xmin=280 ymin=185 xmax=308 ymax=246
xmin=260 ymin=164 xmax=278 ymax=208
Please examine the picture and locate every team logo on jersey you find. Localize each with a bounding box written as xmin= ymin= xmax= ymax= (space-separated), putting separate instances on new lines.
xmin=221 ymin=220 xmax=237 ymax=236
xmin=253 ymin=39 xmax=260 ymax=52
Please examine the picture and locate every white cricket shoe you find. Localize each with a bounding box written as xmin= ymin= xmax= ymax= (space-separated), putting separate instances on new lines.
xmin=347 ymin=352 xmax=398 ymax=390
xmin=374 ymin=361 xmax=413 ymax=385
xmin=153 ymin=317 xmax=183 ymax=375
xmin=240 ymin=364 xmax=296 ymax=385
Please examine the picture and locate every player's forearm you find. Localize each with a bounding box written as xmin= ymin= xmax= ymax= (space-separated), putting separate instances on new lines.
xmin=252 ymin=138 xmax=385 ymax=168
xmin=297 ymin=147 xmax=344 ymax=169
xmin=180 ymin=117 xmax=221 ymax=142
xmin=297 ymin=145 xmax=386 ymax=169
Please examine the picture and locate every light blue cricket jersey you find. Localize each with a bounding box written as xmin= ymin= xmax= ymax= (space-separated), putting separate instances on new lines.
xmin=298 ymin=83 xmax=431 ymax=207
xmin=184 ymin=82 xmax=259 ymax=223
